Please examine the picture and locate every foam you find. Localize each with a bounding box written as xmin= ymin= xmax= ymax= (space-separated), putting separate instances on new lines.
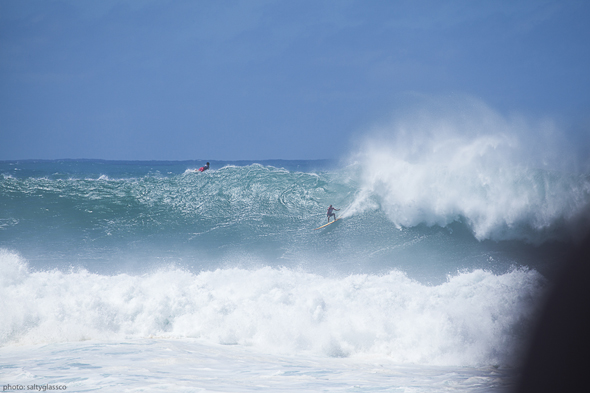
xmin=347 ymin=97 xmax=590 ymax=241
xmin=0 ymin=250 xmax=546 ymax=367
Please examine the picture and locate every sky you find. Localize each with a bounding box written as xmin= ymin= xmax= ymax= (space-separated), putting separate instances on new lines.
xmin=0 ymin=0 xmax=589 ymax=161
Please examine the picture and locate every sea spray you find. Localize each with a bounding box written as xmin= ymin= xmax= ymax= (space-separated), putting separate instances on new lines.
xmin=347 ymin=97 xmax=590 ymax=242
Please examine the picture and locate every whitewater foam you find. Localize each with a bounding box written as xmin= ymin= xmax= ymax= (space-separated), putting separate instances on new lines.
xmin=347 ymin=98 xmax=590 ymax=242
xmin=0 ymin=250 xmax=546 ymax=367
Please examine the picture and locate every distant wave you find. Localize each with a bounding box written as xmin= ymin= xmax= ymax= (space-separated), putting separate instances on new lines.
xmin=0 ymin=249 xmax=546 ymax=367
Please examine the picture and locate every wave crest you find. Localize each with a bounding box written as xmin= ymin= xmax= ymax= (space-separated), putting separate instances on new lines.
xmin=348 ymin=98 xmax=590 ymax=242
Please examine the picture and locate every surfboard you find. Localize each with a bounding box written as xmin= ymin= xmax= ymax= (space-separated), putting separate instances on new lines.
xmin=314 ymin=218 xmax=340 ymax=230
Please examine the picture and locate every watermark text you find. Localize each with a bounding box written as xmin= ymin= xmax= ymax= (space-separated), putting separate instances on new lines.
xmin=3 ymin=384 xmax=67 ymax=391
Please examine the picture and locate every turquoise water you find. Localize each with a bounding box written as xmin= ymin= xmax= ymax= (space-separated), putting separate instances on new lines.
xmin=1 ymin=159 xmax=580 ymax=280
xmin=1 ymin=158 xmax=589 ymax=391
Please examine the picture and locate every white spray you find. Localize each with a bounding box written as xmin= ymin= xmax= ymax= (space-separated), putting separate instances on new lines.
xmin=346 ymin=96 xmax=590 ymax=241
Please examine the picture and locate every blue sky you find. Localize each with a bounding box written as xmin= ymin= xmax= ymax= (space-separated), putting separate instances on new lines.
xmin=1 ymin=0 xmax=589 ymax=160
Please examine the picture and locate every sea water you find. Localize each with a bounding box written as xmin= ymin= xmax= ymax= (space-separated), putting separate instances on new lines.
xmin=1 ymin=145 xmax=589 ymax=391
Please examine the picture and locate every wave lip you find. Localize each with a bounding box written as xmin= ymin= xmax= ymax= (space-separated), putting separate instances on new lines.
xmin=348 ymin=99 xmax=590 ymax=243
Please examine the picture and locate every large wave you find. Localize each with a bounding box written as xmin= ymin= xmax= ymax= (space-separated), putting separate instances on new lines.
xmin=1 ymin=158 xmax=585 ymax=280
xmin=345 ymin=97 xmax=590 ymax=242
xmin=3 ymin=146 xmax=588 ymax=246
xmin=0 ymin=249 xmax=546 ymax=367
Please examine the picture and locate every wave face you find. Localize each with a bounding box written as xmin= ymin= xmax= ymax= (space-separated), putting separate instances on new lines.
xmin=1 ymin=161 xmax=349 ymax=274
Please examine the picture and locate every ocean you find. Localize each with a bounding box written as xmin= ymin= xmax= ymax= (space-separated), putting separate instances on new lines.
xmin=1 ymin=154 xmax=589 ymax=392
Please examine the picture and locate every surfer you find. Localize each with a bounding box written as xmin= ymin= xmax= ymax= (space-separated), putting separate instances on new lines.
xmin=197 ymin=162 xmax=210 ymax=172
xmin=327 ymin=205 xmax=339 ymax=222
